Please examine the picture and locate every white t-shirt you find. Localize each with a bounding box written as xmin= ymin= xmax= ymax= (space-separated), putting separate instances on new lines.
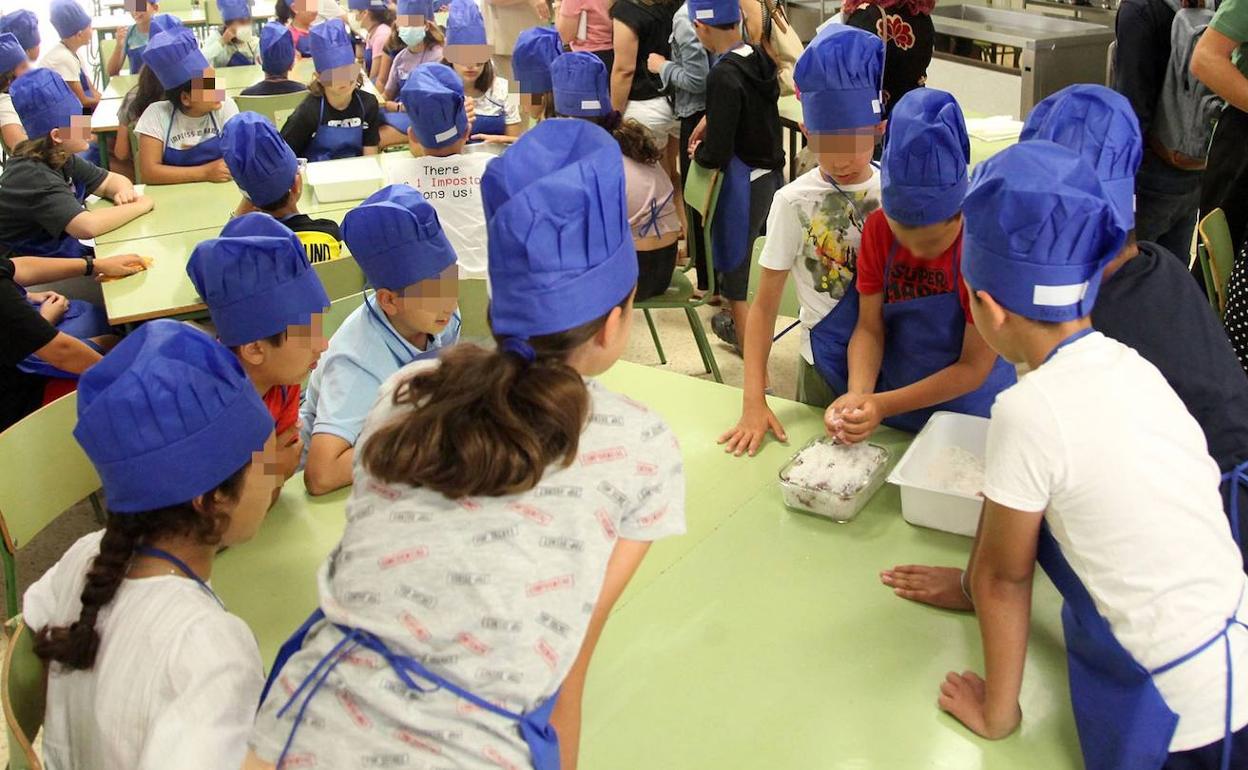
xmin=39 ymin=42 xmax=88 ymax=84
xmin=757 ymin=166 xmax=882 ymax=363
xmin=384 ymin=151 xmax=494 ymax=277
xmin=471 ymin=76 xmax=522 ymax=125
xmin=135 ymin=97 xmax=240 ymax=153
xmin=0 ymin=92 xmax=19 ymax=128
xmin=984 ymin=331 xmax=1248 ymax=751
xmin=22 ymin=531 xmax=264 ymax=770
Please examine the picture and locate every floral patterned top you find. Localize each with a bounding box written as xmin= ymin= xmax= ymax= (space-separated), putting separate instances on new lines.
xmin=845 ymin=3 xmax=934 ymax=119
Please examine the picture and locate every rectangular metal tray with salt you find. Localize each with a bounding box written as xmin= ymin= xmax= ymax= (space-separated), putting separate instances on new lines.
xmin=778 ymin=438 xmax=889 ymax=522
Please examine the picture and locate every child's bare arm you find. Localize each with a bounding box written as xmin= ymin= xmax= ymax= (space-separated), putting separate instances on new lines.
xmin=304 ymin=433 xmax=354 ymax=495
xmin=718 ymin=266 xmax=790 ymax=457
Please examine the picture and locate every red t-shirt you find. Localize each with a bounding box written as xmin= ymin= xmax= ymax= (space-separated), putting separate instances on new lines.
xmin=855 ymin=210 xmax=974 ymax=324
xmin=263 ymin=384 xmax=301 ymax=434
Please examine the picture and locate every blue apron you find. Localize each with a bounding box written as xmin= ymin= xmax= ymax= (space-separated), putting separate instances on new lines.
xmin=295 ymin=34 xmax=312 ymax=57
xmin=77 ymin=69 xmax=92 ymax=97
xmin=467 ymin=93 xmax=508 ymax=142
xmin=162 ymin=110 xmax=224 ymax=167
xmin=710 ymin=156 xmax=752 ymax=274
xmin=382 ymin=105 xmax=412 ymax=138
xmin=125 ymin=41 xmax=146 ymax=74
xmin=363 ymin=45 xmax=373 ymax=76
xmin=17 ymin=296 xmax=109 ymax=378
xmin=226 ymin=47 xmax=255 ymax=67
xmin=261 ymin=608 xmax=561 ymax=770
xmin=306 ymin=93 xmax=365 ymax=161
xmin=810 ymin=234 xmax=1015 ymax=432
xmin=1035 ymin=329 xmax=1248 ymax=770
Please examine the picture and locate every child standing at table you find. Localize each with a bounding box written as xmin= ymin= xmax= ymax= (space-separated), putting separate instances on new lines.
xmin=187 ymin=212 xmax=330 ymax=486
xmin=444 ymin=0 xmax=522 ymax=145
xmin=821 ymin=88 xmax=1015 ymax=441
xmin=105 ymin=0 xmax=158 ymax=78
xmin=379 ymin=0 xmax=445 ymax=146
xmin=244 ymin=119 xmax=686 ymax=770
xmin=224 ymin=112 xmax=343 ymax=262
xmin=0 ymin=32 xmax=31 ymax=151
xmin=280 ymin=19 xmax=381 ymax=160
xmin=720 ymin=26 xmax=885 ymax=456
xmin=43 ymin=0 xmax=101 ymax=113
xmin=136 ymin=29 xmax=239 ymax=184
xmin=512 ymin=25 xmax=562 ymax=122
xmin=243 ymin=23 xmax=308 ymax=96
xmin=203 ymin=0 xmax=261 ymax=68
xmin=0 ymin=70 xmax=153 ymax=258
xmin=0 ymin=10 xmax=39 ymax=62
xmin=300 ymin=184 xmax=461 ymax=495
xmin=24 ymin=320 xmax=280 ymax=770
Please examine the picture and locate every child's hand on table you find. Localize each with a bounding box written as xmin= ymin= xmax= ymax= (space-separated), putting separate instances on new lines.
xmin=825 ymin=393 xmax=881 ymax=443
xmin=203 ymin=159 xmax=233 ymax=183
xmin=718 ymin=401 xmax=788 ymax=457
xmin=880 ymin=565 xmax=973 ymax=611
xmin=938 ymin=670 xmax=1022 ymax=740
xmin=95 ymin=253 xmax=152 ymax=281
xmin=470 ymin=134 xmax=516 ymax=145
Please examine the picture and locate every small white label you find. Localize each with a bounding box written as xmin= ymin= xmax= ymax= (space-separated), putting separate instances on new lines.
xmin=872 ymin=99 xmax=881 ymax=114
xmin=1033 ymin=281 xmax=1088 ymax=307
xmin=434 ymin=126 xmax=459 ymax=143
xmin=581 ymin=99 xmax=601 ymax=110
xmin=695 ymin=8 xmax=715 ymax=18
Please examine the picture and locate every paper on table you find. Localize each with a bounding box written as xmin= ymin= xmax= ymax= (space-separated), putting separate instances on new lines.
xmin=966 ymin=116 xmax=1024 ymax=142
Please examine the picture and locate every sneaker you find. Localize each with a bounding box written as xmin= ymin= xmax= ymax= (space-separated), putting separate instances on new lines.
xmin=711 ymin=310 xmax=740 ymax=354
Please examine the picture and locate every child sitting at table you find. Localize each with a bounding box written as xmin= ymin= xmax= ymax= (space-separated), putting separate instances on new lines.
xmin=187 ymin=212 xmax=330 ymax=487
xmin=821 ymin=88 xmax=1015 ymax=442
xmin=444 ymin=0 xmax=521 ymax=145
xmin=203 ymin=0 xmax=261 ymax=68
xmin=43 ymin=0 xmax=101 ymax=113
xmin=244 ymin=120 xmax=686 ymax=770
xmin=720 ymin=25 xmax=883 ymax=457
xmin=0 ymin=69 xmax=153 ymax=258
xmin=512 ymin=24 xmax=561 ymax=123
xmin=280 ymin=19 xmax=381 ymax=160
xmin=24 ymin=320 xmax=279 ymax=770
xmin=0 ymin=32 xmax=30 ymax=151
xmin=223 ymin=112 xmax=343 ymax=262
xmin=105 ymin=0 xmax=158 ymax=78
xmin=243 ymin=23 xmax=308 ymax=96
xmin=276 ymin=0 xmax=319 ymax=57
xmin=0 ymin=10 xmax=39 ymax=62
xmin=300 ymin=184 xmax=461 ymax=495
xmin=379 ymin=0 xmax=445 ymax=147
xmin=136 ymin=29 xmax=239 ymax=185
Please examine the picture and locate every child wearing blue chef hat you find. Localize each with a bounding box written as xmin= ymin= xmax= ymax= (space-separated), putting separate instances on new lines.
xmin=379 ymin=0 xmax=447 ymax=147
xmin=300 ymin=183 xmax=462 ymax=495
xmin=246 ymin=119 xmax=686 ymax=770
xmin=820 ymin=87 xmax=1015 ymax=441
xmin=443 ymin=0 xmax=522 ymax=146
xmin=224 ymin=112 xmax=343 ymax=262
xmin=280 ymin=18 xmax=382 ymax=161
xmin=0 ymin=69 xmax=153 ymax=258
xmin=204 ymin=0 xmax=261 ymax=67
xmin=512 ymin=25 xmax=562 ymax=121
xmin=0 ymin=10 xmax=39 ymax=61
xmin=917 ymin=141 xmax=1248 ymax=770
xmin=0 ymin=32 xmax=32 ymax=150
xmin=24 ymin=320 xmax=280 ymax=770
xmin=188 ymin=212 xmax=331 ymax=488
xmin=722 ymin=25 xmax=885 ymax=456
xmin=105 ymin=0 xmax=159 ymax=78
xmin=351 ymin=0 xmax=395 ymax=87
xmin=242 ymin=23 xmax=308 ymax=96
xmin=275 ymin=0 xmax=319 ymax=57
xmin=136 ymin=29 xmax=240 ymax=184
xmin=43 ymin=0 xmax=101 ymax=112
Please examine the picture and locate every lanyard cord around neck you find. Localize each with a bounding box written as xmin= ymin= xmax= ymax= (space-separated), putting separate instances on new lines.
xmin=133 ymin=545 xmax=224 ymax=609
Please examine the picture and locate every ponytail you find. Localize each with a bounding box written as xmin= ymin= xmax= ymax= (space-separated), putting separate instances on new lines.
xmin=33 ymin=464 xmax=248 ymax=670
xmin=361 ymin=300 xmax=629 ymax=499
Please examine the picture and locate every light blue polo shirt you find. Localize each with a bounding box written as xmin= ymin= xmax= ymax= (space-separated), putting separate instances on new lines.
xmin=301 ymin=293 xmax=461 ymax=451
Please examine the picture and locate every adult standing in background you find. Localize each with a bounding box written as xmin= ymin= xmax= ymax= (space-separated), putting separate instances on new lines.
xmin=482 ymin=0 xmax=548 ymax=78
xmin=842 ymin=0 xmax=934 ymax=119
xmin=1116 ymin=0 xmax=1203 ymax=261
xmin=1193 ymin=0 xmax=1248 ymax=257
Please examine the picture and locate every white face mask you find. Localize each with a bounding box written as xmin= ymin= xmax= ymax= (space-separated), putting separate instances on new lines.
xmin=399 ymin=26 xmax=426 ymax=47
xmin=233 ymin=25 xmax=254 ymax=43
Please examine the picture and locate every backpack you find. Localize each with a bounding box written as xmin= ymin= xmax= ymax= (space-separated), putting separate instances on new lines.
xmin=1152 ymin=0 xmax=1223 ymax=169
xmin=759 ymin=0 xmax=802 ymax=96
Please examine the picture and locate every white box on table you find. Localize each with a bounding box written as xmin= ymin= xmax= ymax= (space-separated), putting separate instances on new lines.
xmin=306 ymin=156 xmax=384 ymax=204
xmin=888 ymin=411 xmax=989 ymax=537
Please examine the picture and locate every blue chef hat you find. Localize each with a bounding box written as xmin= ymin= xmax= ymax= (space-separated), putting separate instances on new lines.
xmin=551 ymin=52 xmax=611 ymax=117
xmin=143 ymin=28 xmax=211 ymax=89
xmin=482 ymin=119 xmax=637 ymax=341
xmin=260 ymin=22 xmax=295 ymax=76
xmin=348 ymin=0 xmax=388 ymax=8
xmin=10 ymin=69 xmax=81 ymax=140
xmin=218 ymin=0 xmax=253 ymax=22
xmin=0 ymin=11 xmax=39 ymax=53
xmin=962 ymin=141 xmax=1127 ymax=323
xmin=513 ymin=26 xmax=561 ymax=95
xmin=149 ymin=13 xmax=185 ymax=38
xmin=400 ymin=63 xmax=469 ymax=149
xmin=687 ymin=0 xmax=740 ymax=25
xmin=446 ymin=0 xmax=488 ymax=45
xmin=222 ymin=111 xmax=298 ymax=207
xmin=187 ymin=213 xmax=330 ymax=347
xmin=1020 ymin=84 xmax=1143 ymax=231
xmin=398 ymin=0 xmax=435 ymax=17
xmin=73 ymin=320 xmax=274 ymax=514
xmin=881 ymin=88 xmax=970 ymax=227
xmin=50 ymin=0 xmax=91 ymax=39
xmin=310 ymin=18 xmax=354 ymax=73
xmin=342 ymin=185 xmax=458 ymax=291
xmin=795 ymin=25 xmax=884 ymax=133
xmin=0 ymin=33 xmax=26 ymax=75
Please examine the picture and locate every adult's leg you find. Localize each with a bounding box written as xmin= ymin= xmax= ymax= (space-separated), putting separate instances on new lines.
xmin=1136 ymin=151 xmax=1202 ymax=265
xmin=1201 ymin=106 xmax=1248 ymax=259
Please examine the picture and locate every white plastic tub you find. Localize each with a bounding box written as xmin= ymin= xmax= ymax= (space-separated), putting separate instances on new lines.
xmin=888 ymin=411 xmax=990 ymax=537
xmin=307 ymin=156 xmax=384 ymax=204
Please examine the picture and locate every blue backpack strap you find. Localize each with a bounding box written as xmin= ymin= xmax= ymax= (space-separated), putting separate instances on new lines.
xmin=1223 ymin=459 xmax=1248 ymax=547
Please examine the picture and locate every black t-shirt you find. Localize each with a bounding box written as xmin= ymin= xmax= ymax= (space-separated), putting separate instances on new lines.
xmin=1113 ymin=0 xmax=1176 ymax=136
xmin=0 ymin=256 xmax=57 ymax=431
xmin=279 ymin=213 xmax=344 ymax=264
xmin=611 ymin=0 xmax=679 ymax=102
xmin=240 ymin=79 xmax=309 ymax=97
xmin=845 ymin=4 xmax=933 ymax=118
xmin=0 ymin=156 xmax=108 ymax=252
xmin=694 ymin=45 xmax=784 ymax=171
xmin=279 ymin=90 xmax=382 ymax=158
xmin=1093 ymin=242 xmax=1248 ymax=471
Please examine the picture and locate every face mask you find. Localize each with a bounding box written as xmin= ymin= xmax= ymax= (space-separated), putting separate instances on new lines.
xmin=399 ymin=26 xmax=426 ymax=47
xmin=234 ymin=25 xmax=254 ymax=43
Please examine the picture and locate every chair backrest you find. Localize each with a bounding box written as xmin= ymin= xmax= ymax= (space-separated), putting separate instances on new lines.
xmin=313 ymin=256 xmax=366 ymax=302
xmin=683 ymin=161 xmax=723 ymax=295
xmin=161 ymin=0 xmax=196 ymax=13
xmin=1198 ymin=207 xmax=1234 ymax=315
xmin=100 ymin=36 xmax=118 ymax=85
xmin=748 ymin=236 xmax=800 ymax=318
xmin=2 ymin=618 xmax=45 ymax=770
xmin=323 ymin=291 xmax=366 ymax=338
xmin=458 ymin=277 xmax=490 ymax=343
xmin=205 ymin=0 xmax=223 ymax=26
xmin=129 ymin=128 xmax=143 ymax=184
xmin=235 ymin=92 xmax=311 ymax=129
xmin=1196 ymin=241 xmax=1220 ymax=315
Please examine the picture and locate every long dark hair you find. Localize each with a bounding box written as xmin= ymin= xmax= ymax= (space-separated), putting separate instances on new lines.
xmin=11 ymin=136 xmax=71 ymax=169
xmin=361 ymin=297 xmax=631 ymax=499
xmin=365 ymin=7 xmax=396 ymax=27
xmin=121 ymin=65 xmax=165 ymax=125
xmin=444 ymin=58 xmax=496 ymax=95
xmin=275 ymin=1 xmax=293 ymax=23
xmin=32 ymin=464 xmax=248 ymax=670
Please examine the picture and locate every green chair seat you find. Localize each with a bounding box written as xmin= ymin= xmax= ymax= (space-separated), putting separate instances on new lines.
xmin=3 ymin=618 xmax=45 ymax=770
xmin=638 ymin=269 xmax=698 ymax=308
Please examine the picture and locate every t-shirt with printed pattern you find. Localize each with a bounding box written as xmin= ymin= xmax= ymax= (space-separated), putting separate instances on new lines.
xmin=250 ymin=361 xmax=687 ymax=769
xmin=855 ymin=209 xmax=972 ymax=323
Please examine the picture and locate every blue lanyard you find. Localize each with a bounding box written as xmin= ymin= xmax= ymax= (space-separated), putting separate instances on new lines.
xmin=133 ymin=545 xmax=224 ymax=609
xmin=364 ymin=292 xmax=427 ymax=367
xmin=1041 ymin=327 xmax=1095 ymax=365
xmin=820 ymin=169 xmax=874 ymax=231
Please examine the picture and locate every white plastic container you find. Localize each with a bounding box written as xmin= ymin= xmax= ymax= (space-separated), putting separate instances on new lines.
xmin=778 ymin=438 xmax=890 ymax=523
xmin=307 ymin=156 xmax=384 ymax=203
xmin=888 ymin=411 xmax=990 ymax=537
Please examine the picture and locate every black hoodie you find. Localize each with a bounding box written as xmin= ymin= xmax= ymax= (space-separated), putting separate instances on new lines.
xmin=694 ymin=43 xmax=784 ymax=172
